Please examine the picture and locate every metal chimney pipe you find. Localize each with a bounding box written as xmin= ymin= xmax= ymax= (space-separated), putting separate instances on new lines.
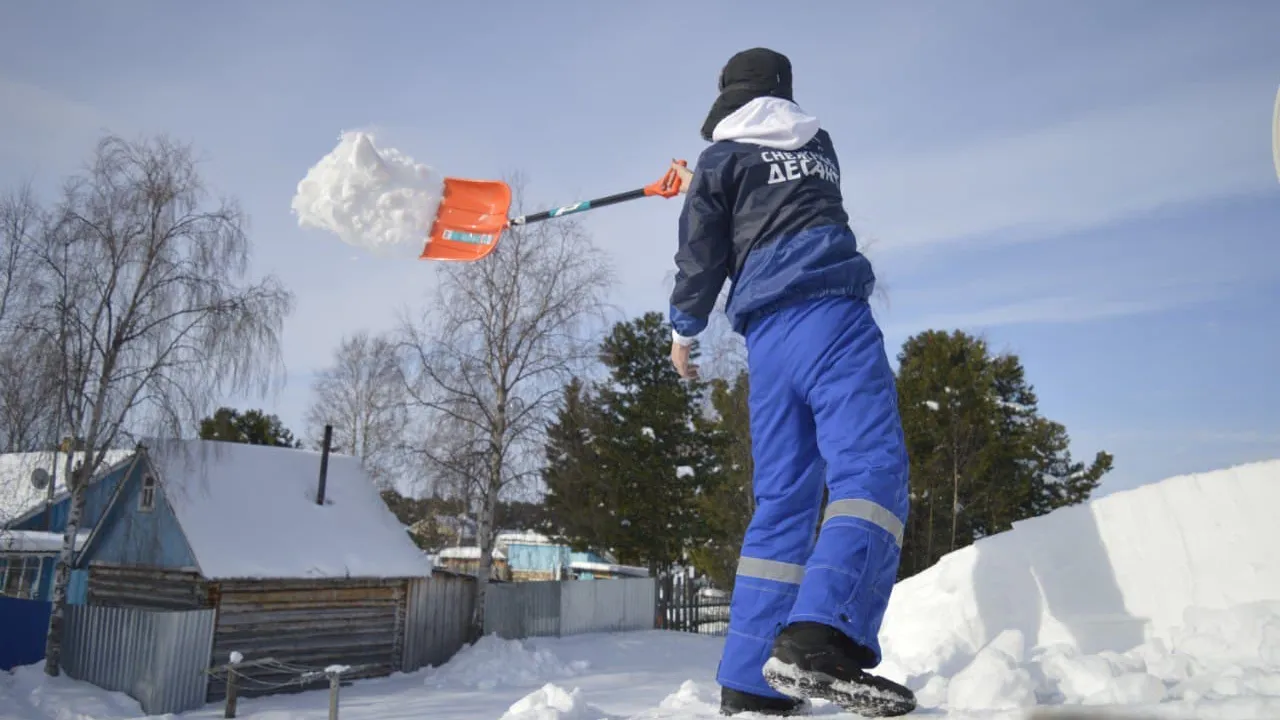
xmin=317 ymin=424 xmax=333 ymax=505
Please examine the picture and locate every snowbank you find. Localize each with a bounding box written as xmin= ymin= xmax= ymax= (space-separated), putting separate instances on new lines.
xmin=1 ymin=663 xmax=144 ymax=720
xmin=290 ymin=131 xmax=444 ymax=259
xmin=879 ymin=459 xmax=1280 ymax=680
xmin=423 ymin=634 xmax=590 ymax=691
xmin=901 ymin=599 xmax=1280 ymax=715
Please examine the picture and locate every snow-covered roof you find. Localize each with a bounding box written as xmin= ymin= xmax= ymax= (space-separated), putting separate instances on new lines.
xmin=143 ymin=439 xmax=433 ymax=581
xmin=570 ymin=560 xmax=649 ymax=578
xmin=437 ymin=546 xmax=506 ymax=561
xmin=0 ymin=450 xmax=133 ymax=525
xmin=496 ymin=530 xmax=553 ymax=546
xmin=0 ymin=529 xmax=91 ymax=553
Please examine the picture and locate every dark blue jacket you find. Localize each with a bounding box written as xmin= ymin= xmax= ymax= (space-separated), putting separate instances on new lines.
xmin=669 ymin=98 xmax=876 ymax=338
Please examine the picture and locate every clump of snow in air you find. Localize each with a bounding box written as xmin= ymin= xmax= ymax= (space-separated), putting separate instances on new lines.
xmin=500 ymin=683 xmax=608 ymax=720
xmin=290 ymin=130 xmax=445 ymax=259
xmin=423 ymin=634 xmax=590 ymax=691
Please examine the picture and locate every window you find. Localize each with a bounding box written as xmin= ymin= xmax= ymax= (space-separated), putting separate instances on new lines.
xmin=0 ymin=555 xmax=43 ymax=599
xmin=139 ymin=474 xmax=157 ymax=512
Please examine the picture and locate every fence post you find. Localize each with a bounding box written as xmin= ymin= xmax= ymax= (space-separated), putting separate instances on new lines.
xmin=224 ymin=651 xmax=243 ymax=718
xmin=327 ymin=666 xmax=344 ymax=720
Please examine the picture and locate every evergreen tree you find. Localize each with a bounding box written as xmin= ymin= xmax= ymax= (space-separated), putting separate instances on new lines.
xmin=895 ymin=330 xmax=1113 ymax=578
xmin=687 ymin=369 xmax=755 ymax=590
xmin=541 ymin=312 xmax=713 ymax=574
xmin=540 ymin=377 xmax=617 ymax=550
xmin=198 ymin=407 xmax=302 ymax=448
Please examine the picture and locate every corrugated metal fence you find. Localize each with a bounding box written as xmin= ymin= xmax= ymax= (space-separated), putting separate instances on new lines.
xmin=402 ymin=572 xmax=476 ymax=672
xmin=402 ymin=576 xmax=657 ymax=671
xmin=560 ymin=576 xmax=656 ymax=635
xmin=484 ymin=580 xmax=563 ymax=638
xmin=62 ymin=604 xmax=215 ymax=716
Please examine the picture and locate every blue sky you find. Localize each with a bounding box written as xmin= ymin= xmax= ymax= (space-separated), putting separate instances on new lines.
xmin=1 ymin=1 xmax=1277 ymax=497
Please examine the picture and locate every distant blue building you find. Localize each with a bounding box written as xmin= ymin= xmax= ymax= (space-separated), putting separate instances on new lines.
xmin=492 ymin=532 xmax=649 ymax=581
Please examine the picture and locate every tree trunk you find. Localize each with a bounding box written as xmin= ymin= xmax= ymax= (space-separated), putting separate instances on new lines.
xmin=950 ymin=436 xmax=960 ymax=553
xmin=925 ymin=472 xmax=936 ymax=569
xmin=43 ymin=461 xmax=85 ymax=677
xmin=471 ymin=486 xmax=494 ymax=639
xmin=471 ymin=388 xmax=507 ymax=639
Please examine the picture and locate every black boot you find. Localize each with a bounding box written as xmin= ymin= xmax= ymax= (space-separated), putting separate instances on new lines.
xmin=719 ymin=686 xmax=808 ymax=716
xmin=762 ymin=622 xmax=916 ymax=717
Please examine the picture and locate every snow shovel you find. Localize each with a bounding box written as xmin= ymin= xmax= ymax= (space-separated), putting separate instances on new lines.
xmin=420 ymin=160 xmax=691 ymax=262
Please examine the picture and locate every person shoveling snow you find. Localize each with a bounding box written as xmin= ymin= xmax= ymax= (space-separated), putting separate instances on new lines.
xmin=290 ymin=131 xmax=445 ymax=259
xmin=666 ymin=47 xmax=916 ymax=717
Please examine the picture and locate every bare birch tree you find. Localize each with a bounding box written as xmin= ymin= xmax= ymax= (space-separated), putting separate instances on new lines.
xmin=0 ymin=184 xmax=60 ymax=452
xmin=399 ymin=179 xmax=613 ymax=635
xmin=17 ymin=134 xmax=294 ymax=675
xmin=305 ymin=330 xmax=408 ymax=488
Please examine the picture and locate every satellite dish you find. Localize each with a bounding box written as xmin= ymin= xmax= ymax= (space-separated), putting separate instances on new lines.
xmin=30 ymin=468 xmax=51 ymax=491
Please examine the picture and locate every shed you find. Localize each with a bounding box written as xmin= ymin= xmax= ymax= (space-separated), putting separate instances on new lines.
xmin=13 ymin=438 xmax=434 ymax=700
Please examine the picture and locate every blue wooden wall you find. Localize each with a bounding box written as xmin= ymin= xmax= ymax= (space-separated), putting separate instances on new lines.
xmin=506 ymin=542 xmax=572 ymax=573
xmin=84 ymin=457 xmax=196 ymax=570
xmin=7 ymin=454 xmax=197 ymax=601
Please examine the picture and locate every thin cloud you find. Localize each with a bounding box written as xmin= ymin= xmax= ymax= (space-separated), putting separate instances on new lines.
xmin=846 ymin=74 xmax=1277 ymax=254
xmin=0 ymin=76 xmax=106 ymax=177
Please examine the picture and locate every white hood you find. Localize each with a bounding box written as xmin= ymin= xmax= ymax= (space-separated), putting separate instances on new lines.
xmin=711 ymin=96 xmax=821 ymax=150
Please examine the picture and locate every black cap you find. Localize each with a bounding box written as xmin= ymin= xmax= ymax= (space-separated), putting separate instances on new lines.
xmin=701 ymin=48 xmax=794 ymax=142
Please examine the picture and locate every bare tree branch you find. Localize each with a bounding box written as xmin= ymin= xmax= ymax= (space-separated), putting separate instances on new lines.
xmin=11 ymin=133 xmax=295 ymax=676
xmin=398 ymin=175 xmax=614 ymax=634
xmin=305 ymin=329 xmax=410 ymax=489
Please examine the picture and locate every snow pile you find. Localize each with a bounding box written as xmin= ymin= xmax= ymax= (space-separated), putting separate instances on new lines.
xmin=423 ymin=634 xmax=590 ymax=691
xmin=879 ymin=459 xmax=1280 ymax=680
xmin=1 ymin=663 xmax=143 ymax=720
xmin=291 ymin=130 xmax=444 ymax=258
xmin=500 ymin=683 xmax=611 ymax=720
xmin=868 ymin=458 xmax=1280 ymax=715
xmin=903 ymin=600 xmax=1280 ymax=715
xmin=654 ymin=680 xmax=719 ymax=714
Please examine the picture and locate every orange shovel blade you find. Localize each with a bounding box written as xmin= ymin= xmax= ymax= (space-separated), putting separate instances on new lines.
xmin=421 ymin=178 xmax=513 ymax=262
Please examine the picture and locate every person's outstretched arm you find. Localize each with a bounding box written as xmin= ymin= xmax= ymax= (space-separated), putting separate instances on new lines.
xmin=669 ymin=149 xmax=733 ymax=376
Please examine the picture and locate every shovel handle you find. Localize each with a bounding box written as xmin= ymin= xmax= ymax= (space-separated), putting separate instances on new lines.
xmin=509 ymin=160 xmax=689 ymax=227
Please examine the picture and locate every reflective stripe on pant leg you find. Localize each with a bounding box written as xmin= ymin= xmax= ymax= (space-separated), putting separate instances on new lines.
xmin=785 ymin=298 xmax=910 ymax=666
xmin=738 ymin=556 xmax=808 ymax=584
xmin=823 ymin=498 xmax=905 ymax=546
xmin=717 ymin=308 xmax=824 ymax=698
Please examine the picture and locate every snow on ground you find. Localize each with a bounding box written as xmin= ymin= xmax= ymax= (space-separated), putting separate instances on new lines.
xmin=290 ymin=130 xmax=444 ymax=259
xmin=3 ymin=459 xmax=1279 ymax=719
xmin=422 ymin=634 xmax=591 ymax=690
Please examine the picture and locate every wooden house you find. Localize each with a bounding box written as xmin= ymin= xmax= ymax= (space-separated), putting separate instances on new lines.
xmin=7 ymin=438 xmax=434 ymax=700
xmin=0 ymin=449 xmax=132 ymax=601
